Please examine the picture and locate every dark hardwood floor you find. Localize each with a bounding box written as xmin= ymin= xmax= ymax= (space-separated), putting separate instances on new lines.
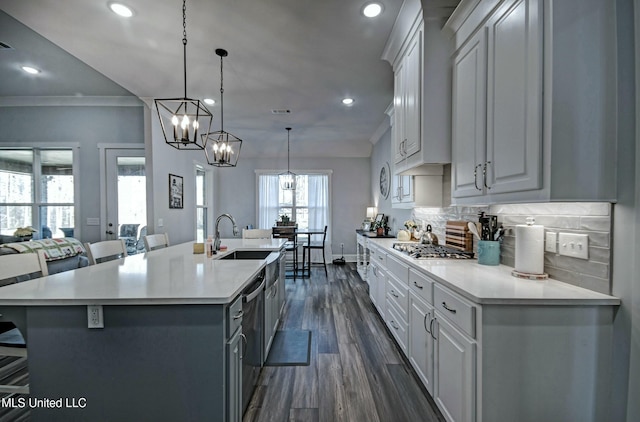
xmin=244 ymin=263 xmax=445 ymax=422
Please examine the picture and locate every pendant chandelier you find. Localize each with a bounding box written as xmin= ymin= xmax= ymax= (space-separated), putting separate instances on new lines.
xmin=203 ymin=48 xmax=243 ymax=167
xmin=279 ymin=127 xmax=296 ymax=190
xmin=154 ymin=0 xmax=212 ymax=150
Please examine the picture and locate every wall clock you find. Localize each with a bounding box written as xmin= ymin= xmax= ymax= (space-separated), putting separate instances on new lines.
xmin=379 ymin=162 xmax=390 ymax=199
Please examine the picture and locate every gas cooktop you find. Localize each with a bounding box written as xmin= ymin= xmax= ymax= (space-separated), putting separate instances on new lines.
xmin=393 ymin=243 xmax=474 ymax=259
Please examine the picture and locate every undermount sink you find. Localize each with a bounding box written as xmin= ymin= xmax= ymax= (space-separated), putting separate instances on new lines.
xmin=219 ymin=250 xmax=272 ymax=260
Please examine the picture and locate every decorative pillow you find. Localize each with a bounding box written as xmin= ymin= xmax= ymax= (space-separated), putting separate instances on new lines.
xmin=1 ymin=238 xmax=85 ymax=261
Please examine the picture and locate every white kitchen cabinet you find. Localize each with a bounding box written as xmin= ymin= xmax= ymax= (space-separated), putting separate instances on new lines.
xmin=392 ymin=173 xmax=444 ymax=209
xmin=433 ymin=311 xmax=476 ymax=422
xmin=383 ymin=0 xmax=451 ymax=175
xmin=409 ymin=291 xmax=435 ymax=394
xmin=356 ymin=233 xmax=369 ymax=281
xmin=451 ymin=0 xmax=542 ymax=200
xmin=446 ymin=0 xmax=618 ymax=203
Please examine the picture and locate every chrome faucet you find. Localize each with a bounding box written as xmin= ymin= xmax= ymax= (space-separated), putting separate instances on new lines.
xmin=214 ymin=213 xmax=239 ymax=251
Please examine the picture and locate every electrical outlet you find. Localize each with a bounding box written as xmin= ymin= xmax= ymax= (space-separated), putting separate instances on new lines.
xmin=87 ymin=305 xmax=104 ymax=328
xmin=545 ymin=232 xmax=557 ymax=253
xmin=558 ymin=233 xmax=589 ymax=260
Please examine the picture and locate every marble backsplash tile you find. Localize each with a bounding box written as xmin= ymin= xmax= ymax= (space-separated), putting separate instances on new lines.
xmin=411 ymin=202 xmax=612 ymax=294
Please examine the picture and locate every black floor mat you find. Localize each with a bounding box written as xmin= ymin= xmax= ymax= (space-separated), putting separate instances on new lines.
xmin=265 ymin=330 xmax=312 ymax=366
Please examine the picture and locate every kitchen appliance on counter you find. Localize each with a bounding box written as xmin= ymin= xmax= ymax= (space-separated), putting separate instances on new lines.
xmin=393 ymin=243 xmax=474 ymax=259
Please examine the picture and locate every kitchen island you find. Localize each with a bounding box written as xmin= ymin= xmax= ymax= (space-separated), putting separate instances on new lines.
xmin=361 ymin=235 xmax=620 ymax=422
xmin=0 ymin=239 xmax=285 ymax=422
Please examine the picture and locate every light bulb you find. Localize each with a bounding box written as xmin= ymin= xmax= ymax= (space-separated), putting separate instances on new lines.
xmin=171 ymin=115 xmax=179 ymax=126
xmin=181 ymin=115 xmax=189 ymax=128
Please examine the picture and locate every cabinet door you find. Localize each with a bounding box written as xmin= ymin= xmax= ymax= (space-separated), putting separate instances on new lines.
xmin=434 ymin=313 xmax=476 ymax=422
xmin=226 ymin=329 xmax=243 ymax=422
xmin=409 ymin=292 xmax=435 ymax=394
xmin=393 ymin=62 xmax=406 ymax=164
xmin=376 ymin=267 xmax=387 ymax=315
xmin=403 ymin=28 xmax=422 ymax=158
xmin=485 ymin=0 xmax=542 ymax=194
xmin=391 ymin=175 xmax=413 ymax=208
xmin=452 ymin=30 xmax=487 ymax=198
xmin=368 ymin=262 xmax=378 ymax=306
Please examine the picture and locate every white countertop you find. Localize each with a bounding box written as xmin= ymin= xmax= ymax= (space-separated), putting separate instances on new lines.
xmin=365 ymin=237 xmax=619 ymax=306
xmin=0 ymin=239 xmax=286 ymax=306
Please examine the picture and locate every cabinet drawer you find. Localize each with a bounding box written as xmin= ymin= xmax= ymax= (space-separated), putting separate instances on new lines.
xmin=227 ymin=295 xmax=243 ymax=335
xmin=386 ymin=298 xmax=408 ymax=354
xmin=369 ymin=245 xmax=387 ymax=268
xmin=409 ymin=268 xmax=434 ymax=304
xmin=386 ymin=273 xmax=409 ymax=322
xmin=387 ymin=253 xmax=409 ymax=284
xmin=434 ymin=284 xmax=476 ymax=338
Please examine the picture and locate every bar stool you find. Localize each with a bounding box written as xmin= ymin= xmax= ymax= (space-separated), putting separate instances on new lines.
xmin=303 ymin=225 xmax=328 ymax=277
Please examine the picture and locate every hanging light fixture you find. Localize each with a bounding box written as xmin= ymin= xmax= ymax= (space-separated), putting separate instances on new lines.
xmin=154 ymin=0 xmax=212 ymax=150
xmin=203 ymin=48 xmax=243 ymax=167
xmin=279 ymin=127 xmax=296 ymax=190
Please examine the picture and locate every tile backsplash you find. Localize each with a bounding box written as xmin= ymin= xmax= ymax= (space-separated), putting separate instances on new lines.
xmin=412 ymin=202 xmax=612 ymax=294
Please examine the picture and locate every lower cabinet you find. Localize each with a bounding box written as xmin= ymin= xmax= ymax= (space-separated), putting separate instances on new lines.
xmin=433 ymin=311 xmax=476 ymax=422
xmin=409 ymin=292 xmax=435 ymax=394
xmin=226 ymin=327 xmax=243 ymax=422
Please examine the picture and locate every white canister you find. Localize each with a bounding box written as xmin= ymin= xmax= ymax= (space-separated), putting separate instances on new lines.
xmin=514 ymin=217 xmax=544 ymax=275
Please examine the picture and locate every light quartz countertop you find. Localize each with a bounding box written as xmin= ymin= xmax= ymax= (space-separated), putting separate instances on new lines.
xmin=0 ymin=239 xmax=286 ymax=306
xmin=366 ymin=237 xmax=620 ymax=306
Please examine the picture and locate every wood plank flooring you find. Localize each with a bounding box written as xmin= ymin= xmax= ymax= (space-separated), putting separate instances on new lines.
xmin=244 ymin=263 xmax=445 ymax=422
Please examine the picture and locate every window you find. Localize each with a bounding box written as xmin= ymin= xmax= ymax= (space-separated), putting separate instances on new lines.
xmin=0 ymin=148 xmax=76 ymax=239
xmin=195 ymin=165 xmax=208 ymax=242
xmin=257 ymin=172 xmax=330 ymax=231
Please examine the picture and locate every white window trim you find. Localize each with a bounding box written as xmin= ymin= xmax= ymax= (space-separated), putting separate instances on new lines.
xmin=0 ymin=142 xmax=81 ymax=239
xmin=194 ymin=160 xmax=213 ymax=242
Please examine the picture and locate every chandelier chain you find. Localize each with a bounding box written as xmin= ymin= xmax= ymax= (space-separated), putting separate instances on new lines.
xmin=182 ymin=0 xmax=187 ymax=98
xmin=219 ymin=53 xmax=224 ymax=132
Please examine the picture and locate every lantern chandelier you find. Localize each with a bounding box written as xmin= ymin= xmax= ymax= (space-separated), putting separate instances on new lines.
xmin=279 ymin=127 xmax=296 ymax=190
xmin=202 ymin=48 xmax=243 ymax=167
xmin=154 ymin=0 xmax=213 ymax=150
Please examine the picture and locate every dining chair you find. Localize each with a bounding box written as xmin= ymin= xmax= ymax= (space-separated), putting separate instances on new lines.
xmin=303 ymin=225 xmax=328 ymax=277
xmin=85 ymin=239 xmax=128 ymax=265
xmin=272 ymin=225 xmax=298 ymax=280
xmin=242 ymin=229 xmax=272 ymax=239
xmin=143 ymin=233 xmax=170 ymax=251
xmin=0 ymin=250 xmax=48 ymax=394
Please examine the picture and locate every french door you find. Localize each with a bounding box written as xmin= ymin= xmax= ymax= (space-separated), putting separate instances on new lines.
xmin=103 ymin=147 xmax=146 ymax=254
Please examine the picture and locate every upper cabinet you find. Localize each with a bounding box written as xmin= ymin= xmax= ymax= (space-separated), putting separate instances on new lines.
xmin=445 ymin=0 xmax=619 ymax=204
xmin=383 ymin=0 xmax=452 ymax=175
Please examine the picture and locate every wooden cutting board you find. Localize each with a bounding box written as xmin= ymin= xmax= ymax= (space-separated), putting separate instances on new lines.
xmin=445 ymin=221 xmax=473 ymax=251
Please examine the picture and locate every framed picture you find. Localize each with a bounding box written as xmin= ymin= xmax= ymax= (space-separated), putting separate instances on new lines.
xmin=169 ymin=174 xmax=183 ymax=209
xmin=374 ymin=213 xmax=384 ymax=225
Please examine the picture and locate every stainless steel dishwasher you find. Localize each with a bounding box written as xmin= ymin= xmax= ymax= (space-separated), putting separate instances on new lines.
xmin=241 ymin=269 xmax=265 ymax=414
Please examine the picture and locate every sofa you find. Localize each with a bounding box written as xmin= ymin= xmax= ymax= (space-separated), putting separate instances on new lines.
xmin=0 ymin=238 xmax=89 ymax=285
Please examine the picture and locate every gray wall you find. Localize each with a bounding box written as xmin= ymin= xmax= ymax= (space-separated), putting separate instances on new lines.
xmin=213 ymin=156 xmax=370 ymax=257
xmin=0 ymin=105 xmax=144 ymax=243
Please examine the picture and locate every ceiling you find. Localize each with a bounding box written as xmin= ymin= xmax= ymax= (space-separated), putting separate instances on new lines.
xmin=0 ymin=0 xmax=457 ymax=158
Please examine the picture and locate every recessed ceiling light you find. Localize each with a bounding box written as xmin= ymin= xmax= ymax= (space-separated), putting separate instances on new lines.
xmin=362 ymin=2 xmax=383 ymax=18
xmin=21 ymin=66 xmax=40 ymax=74
xmin=204 ymin=98 xmax=215 ymax=105
xmin=342 ymin=98 xmax=355 ymax=106
xmin=109 ymin=2 xmax=133 ymax=18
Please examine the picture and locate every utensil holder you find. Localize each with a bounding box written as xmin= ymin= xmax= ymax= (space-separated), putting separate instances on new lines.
xmin=478 ymin=240 xmax=500 ymax=265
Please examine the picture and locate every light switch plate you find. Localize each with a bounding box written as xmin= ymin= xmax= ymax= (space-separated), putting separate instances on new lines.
xmin=545 ymin=232 xmax=557 ymax=253
xmin=86 ymin=217 xmax=100 ymax=226
xmin=558 ymin=233 xmax=589 ymax=260
xmin=158 ymin=218 xmax=164 ymax=227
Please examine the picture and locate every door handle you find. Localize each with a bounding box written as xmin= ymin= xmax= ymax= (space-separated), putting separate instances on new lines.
xmin=484 ymin=161 xmax=492 ymax=189
xmin=474 ymin=164 xmax=483 ymax=191
xmin=106 ymin=231 xmax=114 ymax=235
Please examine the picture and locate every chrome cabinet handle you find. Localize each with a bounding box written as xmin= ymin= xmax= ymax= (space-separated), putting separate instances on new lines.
xmin=423 ymin=312 xmax=431 ymax=334
xmin=442 ymin=301 xmax=457 ymax=314
xmin=474 ymin=164 xmax=483 ymax=191
xmin=239 ymin=333 xmax=247 ymax=360
xmin=390 ymin=320 xmax=399 ymax=330
xmin=233 ymin=310 xmax=244 ymax=320
xmin=390 ymin=290 xmax=399 ymax=298
xmin=430 ymin=318 xmax=437 ymax=340
xmin=413 ymin=281 xmax=423 ymax=289
xmin=484 ymin=161 xmax=492 ymax=189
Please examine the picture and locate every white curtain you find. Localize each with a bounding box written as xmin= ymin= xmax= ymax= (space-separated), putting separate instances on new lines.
xmin=258 ymin=174 xmax=280 ymax=229
xmin=307 ymin=174 xmax=331 ymax=262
